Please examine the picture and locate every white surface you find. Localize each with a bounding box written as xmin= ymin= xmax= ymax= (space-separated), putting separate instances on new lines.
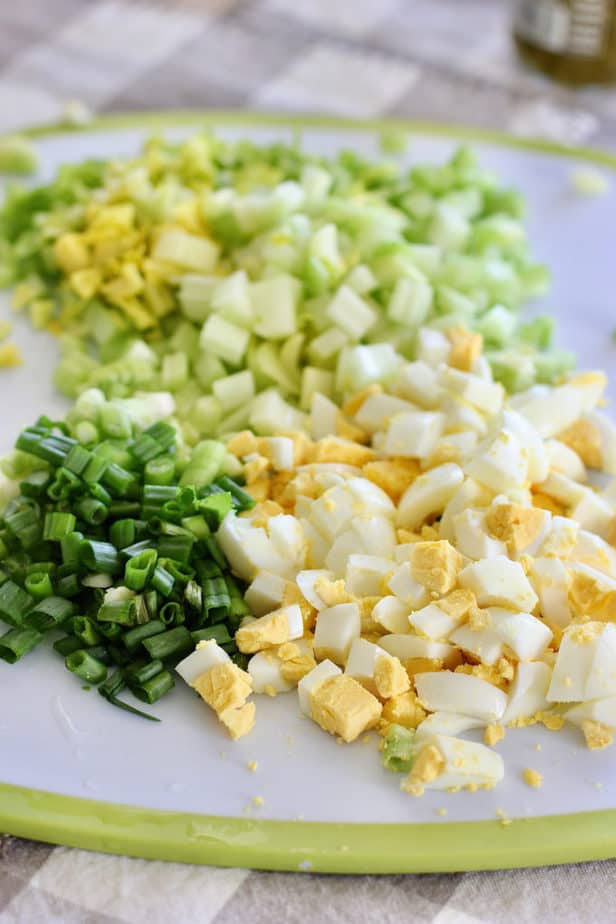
xmin=1 ymin=120 xmax=616 ymax=826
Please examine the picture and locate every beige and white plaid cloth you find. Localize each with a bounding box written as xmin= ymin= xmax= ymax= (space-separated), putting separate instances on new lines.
xmin=1 ymin=1 xmax=615 ymax=921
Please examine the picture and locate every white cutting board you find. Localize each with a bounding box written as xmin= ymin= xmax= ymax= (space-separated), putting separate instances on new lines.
xmin=1 ymin=116 xmax=615 ymax=841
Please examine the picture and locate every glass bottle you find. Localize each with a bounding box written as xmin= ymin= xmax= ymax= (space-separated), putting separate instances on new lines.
xmin=514 ymin=0 xmax=616 ymax=84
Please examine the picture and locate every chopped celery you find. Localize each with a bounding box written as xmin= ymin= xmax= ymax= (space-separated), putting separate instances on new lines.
xmin=381 ymin=724 xmax=417 ymax=773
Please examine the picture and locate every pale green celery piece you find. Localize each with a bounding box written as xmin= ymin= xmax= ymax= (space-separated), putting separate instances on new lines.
xmin=218 ymin=403 xmax=253 ymax=434
xmin=487 ymin=351 xmax=536 ymax=393
xmin=220 ymin=452 xmax=243 ymax=478
xmin=173 ymin=380 xmax=203 ymax=417
xmin=534 ymin=349 xmax=576 ymax=384
xmin=161 ymin=352 xmax=189 ymax=391
xmin=381 ymin=724 xmax=417 ymax=774
xmin=100 ymin=404 xmax=133 ymax=439
xmin=0 ymin=135 xmax=38 ymax=174
xmin=336 ymin=343 xmax=402 ymax=394
xmin=169 ymin=320 xmax=201 ymax=360
xmin=517 ymin=315 xmax=554 ymax=349
xmin=476 ymin=304 xmax=517 ymax=347
xmin=435 ymin=286 xmax=477 ymax=319
xmin=193 ymin=351 xmax=227 ymax=390
xmin=437 ymin=253 xmax=484 ymax=292
xmin=84 ymin=301 xmax=129 ymax=345
xmin=73 ymin=420 xmax=99 ymax=444
xmin=179 ymin=439 xmax=226 ymax=488
xmin=193 ymin=395 xmax=223 ymax=435
xmin=379 ymin=129 xmax=409 ymax=155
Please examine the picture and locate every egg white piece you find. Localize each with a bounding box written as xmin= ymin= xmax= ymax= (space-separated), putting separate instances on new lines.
xmin=448 ymin=624 xmax=504 ymax=666
xmin=175 ymin=640 xmax=230 ymax=686
xmin=371 ymin=596 xmax=412 ymax=634
xmin=458 ymin=556 xmax=538 ymax=612
xmin=393 ymin=360 xmax=441 ymax=409
xmin=414 ymin=712 xmax=485 ymax=739
xmin=248 ymin=651 xmax=294 ymax=694
xmin=487 ymin=607 xmax=553 ymax=661
xmin=465 ymin=428 xmax=528 ymax=494
xmin=384 ymin=410 xmax=445 ymax=459
xmin=386 ymin=562 xmax=431 ymax=609
xmin=408 ymin=733 xmax=505 ymax=791
xmin=295 ymin=569 xmax=335 ymax=611
xmin=397 ymin=463 xmax=464 ymax=529
xmin=354 ymin=393 xmax=417 ymax=434
xmin=244 ymin=571 xmax=287 ymax=617
xmin=439 ymin=366 xmax=504 ymax=416
xmin=502 ymin=661 xmax=552 ymax=725
xmin=527 ymin=557 xmax=571 ymax=629
xmin=414 ymin=671 xmax=507 ymax=722
xmin=345 ymin=555 xmax=394 ymax=597
xmin=408 ymin=602 xmax=463 ymax=641
xmin=379 ymin=633 xmax=459 ymax=665
xmin=313 ymin=602 xmax=361 ymax=664
xmin=453 ymin=508 xmax=507 ymax=560
xmin=565 ymin=696 xmax=616 ymax=729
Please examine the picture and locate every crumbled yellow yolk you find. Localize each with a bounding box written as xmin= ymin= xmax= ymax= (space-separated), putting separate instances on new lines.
xmin=438 ymin=589 xmax=479 ymax=623
xmin=362 ymin=458 xmax=420 ymax=502
xmin=484 ymin=724 xmax=505 ymax=746
xmin=244 ymin=455 xmax=271 ymax=484
xmin=313 ymin=577 xmax=355 ymax=607
xmin=531 ymin=491 xmax=564 ymax=515
xmin=310 ymin=675 xmax=382 ymax=743
xmin=193 ymin=662 xmax=252 ymax=713
xmin=523 ymin=768 xmax=543 ymax=788
xmin=277 ymin=641 xmax=317 ymax=685
xmin=446 ymin=326 xmax=483 ymax=372
xmin=311 ymin=436 xmax=375 ymax=466
xmin=381 ymin=691 xmax=426 ymax=729
xmin=282 ymin=581 xmax=317 ymax=628
xmin=582 ymin=719 xmax=613 ymax=750
xmin=236 ymin=611 xmax=295 ymax=654
xmin=558 ymin=418 xmax=602 ymax=469
xmin=336 ymin=413 xmax=369 ymax=444
xmin=226 ymin=430 xmax=259 ymax=458
xmin=401 ymin=744 xmax=445 ymax=796
xmin=219 ymin=703 xmax=256 ymax=740
xmin=569 ymin=573 xmax=616 ymax=622
xmin=485 ymin=503 xmax=547 ymax=554
xmin=410 ymin=540 xmax=462 ymax=594
xmin=455 ymin=659 xmax=513 ymax=691
xmin=341 ymin=384 xmax=383 ymax=417
xmin=374 ymin=654 xmax=410 ymax=700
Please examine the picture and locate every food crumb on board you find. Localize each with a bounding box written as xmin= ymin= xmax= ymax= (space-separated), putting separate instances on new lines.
xmin=523 ymin=768 xmax=543 ymax=788
xmin=495 ymin=808 xmax=512 ymax=827
xmin=248 ymin=760 xmax=258 ymax=772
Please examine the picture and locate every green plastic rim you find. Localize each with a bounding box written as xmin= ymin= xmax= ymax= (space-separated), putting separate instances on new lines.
xmin=2 ymin=782 xmax=616 ymax=873
xmin=14 ymin=108 xmax=616 ymax=170
xmin=1 ymin=111 xmax=616 ymax=872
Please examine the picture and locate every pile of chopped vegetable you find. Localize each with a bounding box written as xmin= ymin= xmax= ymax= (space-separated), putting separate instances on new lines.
xmin=0 ymin=412 xmax=254 ymax=723
xmin=0 ymin=133 xmax=572 ymax=440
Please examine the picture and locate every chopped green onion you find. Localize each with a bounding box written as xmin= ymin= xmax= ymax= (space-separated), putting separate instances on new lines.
xmin=23 ymin=596 xmax=74 ymax=631
xmin=65 ymin=649 xmax=108 ymax=683
xmin=43 ymin=511 xmax=76 ymax=541
xmin=72 ymin=615 xmax=102 ymax=647
xmin=97 ymin=599 xmax=136 ymax=626
xmin=0 ymin=580 xmax=35 ymax=625
xmin=24 ymin=571 xmax=54 ymax=600
xmin=142 ymin=626 xmax=193 ymax=661
xmin=122 ymin=619 xmax=166 ymax=653
xmin=0 ymin=626 xmax=43 ymax=662
xmin=124 ymin=548 xmax=157 ymax=591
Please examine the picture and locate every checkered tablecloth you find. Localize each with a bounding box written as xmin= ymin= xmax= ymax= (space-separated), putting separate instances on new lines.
xmin=1 ymin=1 xmax=616 ymax=921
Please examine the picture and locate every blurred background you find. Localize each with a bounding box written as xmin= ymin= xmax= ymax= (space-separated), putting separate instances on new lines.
xmin=0 ymin=0 xmax=615 ymax=147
